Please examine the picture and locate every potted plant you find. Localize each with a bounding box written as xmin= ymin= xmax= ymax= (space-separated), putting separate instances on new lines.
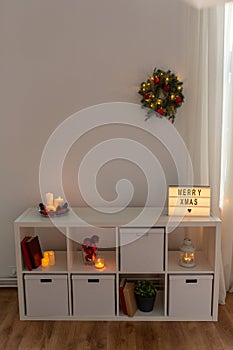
xmin=134 ymin=280 xmax=157 ymax=312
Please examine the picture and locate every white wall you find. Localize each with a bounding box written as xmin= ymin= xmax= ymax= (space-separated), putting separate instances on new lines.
xmin=0 ymin=0 xmax=191 ymax=277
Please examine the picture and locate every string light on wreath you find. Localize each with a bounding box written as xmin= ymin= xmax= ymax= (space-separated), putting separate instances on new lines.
xmin=138 ymin=67 xmax=184 ymax=123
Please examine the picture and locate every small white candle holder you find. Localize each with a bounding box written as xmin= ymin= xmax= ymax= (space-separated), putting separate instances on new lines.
xmin=179 ymin=237 xmax=196 ymax=268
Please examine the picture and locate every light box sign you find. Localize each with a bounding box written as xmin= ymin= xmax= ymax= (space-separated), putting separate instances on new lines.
xmin=168 ymin=186 xmax=211 ymax=216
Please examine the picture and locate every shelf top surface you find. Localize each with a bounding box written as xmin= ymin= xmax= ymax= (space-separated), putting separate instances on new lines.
xmin=14 ymin=207 xmax=221 ymax=228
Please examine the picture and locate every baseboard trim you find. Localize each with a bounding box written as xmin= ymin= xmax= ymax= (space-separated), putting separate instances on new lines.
xmin=0 ymin=278 xmax=17 ymax=287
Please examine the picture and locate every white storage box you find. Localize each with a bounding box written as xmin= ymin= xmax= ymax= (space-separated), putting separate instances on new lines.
xmin=119 ymin=228 xmax=164 ymax=272
xmin=169 ymin=274 xmax=213 ymax=318
xmin=72 ymin=275 xmax=115 ymax=317
xmin=24 ymin=274 xmax=69 ymax=317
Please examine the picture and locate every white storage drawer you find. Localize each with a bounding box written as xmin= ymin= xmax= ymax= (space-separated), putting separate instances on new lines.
xmin=169 ymin=274 xmax=213 ymax=318
xmin=72 ymin=275 xmax=115 ymax=317
xmin=24 ymin=274 xmax=69 ymax=317
xmin=119 ymin=228 xmax=164 ymax=272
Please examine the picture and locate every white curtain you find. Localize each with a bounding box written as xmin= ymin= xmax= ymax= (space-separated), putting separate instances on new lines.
xmin=183 ymin=4 xmax=226 ymax=302
xmin=220 ymin=2 xmax=233 ymax=295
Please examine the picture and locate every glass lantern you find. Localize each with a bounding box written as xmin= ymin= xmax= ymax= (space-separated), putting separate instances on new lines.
xmin=179 ymin=237 xmax=196 ymax=268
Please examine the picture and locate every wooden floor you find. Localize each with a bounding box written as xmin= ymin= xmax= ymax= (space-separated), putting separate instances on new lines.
xmin=1 ymin=288 xmax=233 ymax=350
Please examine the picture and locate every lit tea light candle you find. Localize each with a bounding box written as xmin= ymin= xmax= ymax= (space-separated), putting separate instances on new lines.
xmin=41 ymin=257 xmax=49 ymax=267
xmin=95 ymin=257 xmax=105 ymax=269
xmin=44 ymin=251 xmax=49 ymax=259
xmin=48 ymin=251 xmax=55 ymax=265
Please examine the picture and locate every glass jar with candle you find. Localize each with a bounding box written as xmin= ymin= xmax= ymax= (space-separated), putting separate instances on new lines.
xmin=179 ymin=237 xmax=196 ymax=268
xmin=95 ymin=256 xmax=105 ymax=269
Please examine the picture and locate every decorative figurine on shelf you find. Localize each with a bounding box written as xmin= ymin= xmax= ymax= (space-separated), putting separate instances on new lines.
xmin=82 ymin=235 xmax=99 ymax=265
xmin=179 ymin=237 xmax=196 ymax=268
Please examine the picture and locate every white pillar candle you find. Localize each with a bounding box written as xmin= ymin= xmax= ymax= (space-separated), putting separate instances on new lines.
xmin=48 ymin=251 xmax=55 ymax=265
xmin=46 ymin=193 xmax=54 ymax=206
xmin=54 ymin=196 xmax=64 ymax=209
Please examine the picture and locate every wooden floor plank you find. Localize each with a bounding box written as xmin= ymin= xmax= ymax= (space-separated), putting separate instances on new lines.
xmin=1 ymin=289 xmax=233 ymax=350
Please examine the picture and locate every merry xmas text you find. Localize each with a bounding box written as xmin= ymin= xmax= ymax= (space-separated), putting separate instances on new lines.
xmin=177 ymin=188 xmax=202 ymax=196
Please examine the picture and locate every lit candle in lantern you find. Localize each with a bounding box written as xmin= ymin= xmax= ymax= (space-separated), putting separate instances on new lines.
xmin=95 ymin=257 xmax=105 ymax=269
xmin=179 ymin=237 xmax=196 ymax=268
xmin=48 ymin=251 xmax=55 ymax=265
xmin=41 ymin=257 xmax=49 ymax=267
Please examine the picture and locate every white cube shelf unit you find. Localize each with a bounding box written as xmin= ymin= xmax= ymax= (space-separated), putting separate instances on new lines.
xmin=14 ymin=207 xmax=221 ymax=321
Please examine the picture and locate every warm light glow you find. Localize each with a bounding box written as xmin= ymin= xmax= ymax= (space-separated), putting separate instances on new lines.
xmin=168 ymin=186 xmax=211 ymax=216
xmin=169 ymin=197 xmax=211 ymax=207
xmin=45 ymin=205 xmax=56 ymax=212
xmin=48 ymin=251 xmax=55 ymax=265
xmin=54 ymin=196 xmax=64 ymax=208
xmin=45 ymin=193 xmax=65 ymax=211
xmin=169 ymin=187 xmax=211 ymax=198
xmin=179 ymin=237 xmax=196 ymax=267
xmin=41 ymin=257 xmax=49 ymax=267
xmin=43 ymin=251 xmax=55 ymax=265
xmin=95 ymin=257 xmax=105 ymax=269
xmin=169 ymin=207 xmax=210 ymax=216
xmin=44 ymin=251 xmax=49 ymax=259
xmin=183 ymin=252 xmax=195 ymax=263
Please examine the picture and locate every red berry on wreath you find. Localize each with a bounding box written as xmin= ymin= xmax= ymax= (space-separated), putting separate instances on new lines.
xmin=164 ymin=84 xmax=170 ymax=91
xmin=145 ymin=93 xmax=151 ymax=100
xmin=157 ymin=108 xmax=164 ymax=115
xmin=175 ymin=96 xmax=182 ymax=104
xmin=153 ymin=77 xmax=159 ymax=84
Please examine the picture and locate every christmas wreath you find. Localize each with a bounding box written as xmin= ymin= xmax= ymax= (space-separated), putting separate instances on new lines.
xmin=138 ymin=67 xmax=184 ymax=123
